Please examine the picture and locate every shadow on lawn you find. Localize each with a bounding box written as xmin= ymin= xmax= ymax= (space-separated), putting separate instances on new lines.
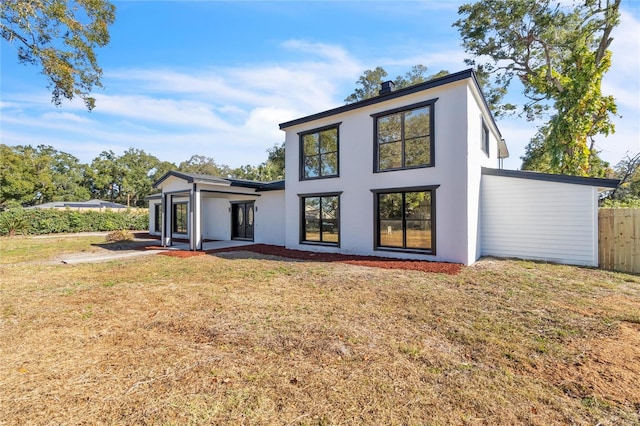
xmin=91 ymin=232 xmax=162 ymax=252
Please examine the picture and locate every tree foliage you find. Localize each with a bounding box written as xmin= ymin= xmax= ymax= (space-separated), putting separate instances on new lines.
xmin=1 ymin=0 xmax=116 ymax=110
xmin=178 ymin=155 xmax=231 ymax=177
xmin=0 ymin=144 xmax=89 ymax=207
xmin=345 ymin=65 xmax=449 ymax=103
xmin=454 ymin=0 xmax=621 ymax=176
xmin=89 ymin=149 xmax=174 ymax=206
xmin=603 ymin=151 xmax=640 ymax=205
xmin=0 ymin=141 xmax=283 ymax=210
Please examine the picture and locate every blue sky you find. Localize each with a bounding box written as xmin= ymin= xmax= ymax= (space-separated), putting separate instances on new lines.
xmin=1 ymin=1 xmax=638 ymax=171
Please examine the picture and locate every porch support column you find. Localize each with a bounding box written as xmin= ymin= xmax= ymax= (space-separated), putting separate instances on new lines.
xmin=189 ymin=188 xmax=195 ymax=251
xmin=194 ymin=185 xmax=203 ymax=250
xmin=163 ymin=193 xmax=172 ymax=247
xmin=160 ymin=194 xmax=165 ymax=247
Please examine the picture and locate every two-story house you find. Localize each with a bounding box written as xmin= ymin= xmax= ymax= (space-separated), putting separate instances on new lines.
xmin=149 ymin=69 xmax=618 ymax=266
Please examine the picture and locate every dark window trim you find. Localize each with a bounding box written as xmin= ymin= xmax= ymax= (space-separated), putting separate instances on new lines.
xmin=172 ymin=201 xmax=188 ymax=235
xmin=154 ymin=204 xmax=162 ymax=233
xmin=372 ymin=99 xmax=436 ymax=173
xmin=299 ymin=123 xmax=341 ymax=181
xmin=299 ymin=192 xmax=342 ymax=247
xmin=481 ymin=118 xmax=490 ymax=157
xmin=371 ymin=185 xmax=439 ymax=255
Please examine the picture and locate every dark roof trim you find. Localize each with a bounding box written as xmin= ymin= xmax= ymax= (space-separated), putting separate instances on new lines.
xmin=199 ymin=189 xmax=261 ymax=197
xmin=153 ymin=170 xmax=284 ymax=191
xmin=482 ymin=167 xmax=620 ymax=188
xmin=228 ymin=178 xmax=285 ymax=191
xmin=153 ymin=171 xmax=229 ymax=188
xmin=279 ymin=69 xmax=499 ymax=135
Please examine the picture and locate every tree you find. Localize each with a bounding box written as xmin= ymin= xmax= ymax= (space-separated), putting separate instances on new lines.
xmin=35 ymin=145 xmax=91 ymax=202
xmin=605 ymin=151 xmax=640 ymax=203
xmin=88 ymin=148 xmax=175 ymax=206
xmin=454 ymin=0 xmax=621 ymax=176
xmin=266 ymin=142 xmax=285 ymax=178
xmin=345 ymin=65 xmax=449 ymax=103
xmin=0 ymin=144 xmax=90 ymax=208
xmin=1 ymin=0 xmax=116 ymax=110
xmin=178 ymin=155 xmax=231 ymax=177
xmin=119 ymin=148 xmax=174 ymax=207
xmin=89 ymin=150 xmax=124 ymax=202
xmin=0 ymin=144 xmax=35 ymax=208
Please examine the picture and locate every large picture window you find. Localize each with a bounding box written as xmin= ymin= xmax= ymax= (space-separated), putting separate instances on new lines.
xmin=374 ymin=100 xmax=434 ymax=172
xmin=172 ymin=202 xmax=188 ymax=234
xmin=300 ymin=193 xmax=340 ymax=245
xmin=300 ymin=124 xmax=339 ymax=180
xmin=374 ymin=187 xmax=436 ymax=253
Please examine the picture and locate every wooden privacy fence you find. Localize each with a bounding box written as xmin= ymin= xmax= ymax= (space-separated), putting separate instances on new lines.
xmin=599 ymin=208 xmax=640 ymax=273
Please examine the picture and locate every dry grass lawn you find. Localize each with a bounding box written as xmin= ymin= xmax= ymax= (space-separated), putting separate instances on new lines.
xmin=1 ymin=235 xmax=639 ymax=425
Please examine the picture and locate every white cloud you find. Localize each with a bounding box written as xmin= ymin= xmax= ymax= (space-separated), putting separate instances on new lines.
xmin=41 ymin=112 xmax=92 ymax=124
xmin=91 ymin=94 xmax=235 ymax=131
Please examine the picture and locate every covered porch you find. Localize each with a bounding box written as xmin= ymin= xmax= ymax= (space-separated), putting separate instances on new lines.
xmin=149 ymin=171 xmax=285 ymax=251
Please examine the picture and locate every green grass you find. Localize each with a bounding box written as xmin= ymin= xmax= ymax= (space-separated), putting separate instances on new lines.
xmin=0 ymin=235 xmax=639 ymax=425
xmin=0 ymin=235 xmax=107 ymax=263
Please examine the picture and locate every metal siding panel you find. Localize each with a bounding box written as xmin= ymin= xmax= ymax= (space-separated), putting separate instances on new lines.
xmin=481 ymin=175 xmax=597 ymax=266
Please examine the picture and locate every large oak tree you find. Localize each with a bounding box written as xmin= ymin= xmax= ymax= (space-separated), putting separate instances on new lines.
xmin=454 ymin=0 xmax=621 ymax=176
xmin=1 ymin=0 xmax=116 ymax=110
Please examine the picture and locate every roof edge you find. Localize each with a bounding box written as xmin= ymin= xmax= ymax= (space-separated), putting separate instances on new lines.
xmin=279 ymin=69 xmax=475 ymax=130
xmin=482 ymin=167 xmax=620 ymax=188
xmin=153 ymin=170 xmax=285 ymax=191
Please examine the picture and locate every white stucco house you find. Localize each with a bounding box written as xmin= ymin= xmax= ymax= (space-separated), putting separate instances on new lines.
xmin=148 ymin=69 xmax=618 ymax=266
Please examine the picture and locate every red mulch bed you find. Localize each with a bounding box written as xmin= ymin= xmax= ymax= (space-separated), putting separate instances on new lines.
xmin=158 ymin=244 xmax=462 ymax=275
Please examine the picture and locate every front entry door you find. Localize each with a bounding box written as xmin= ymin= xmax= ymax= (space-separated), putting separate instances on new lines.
xmin=232 ymin=202 xmax=254 ymax=240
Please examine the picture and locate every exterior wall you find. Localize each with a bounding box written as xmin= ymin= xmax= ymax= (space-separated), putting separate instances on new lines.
xmin=481 ymin=174 xmax=599 ymax=266
xmin=465 ymin=83 xmax=503 ymax=264
xmin=255 ymin=190 xmax=285 ymax=245
xmin=202 ymin=198 xmax=232 ymax=241
xmin=200 ymin=191 xmax=284 ymax=244
xmin=284 ymin=80 xmax=501 ymax=265
xmin=160 ymin=176 xmax=192 ymax=193
xmin=148 ymin=199 xmax=161 ymax=236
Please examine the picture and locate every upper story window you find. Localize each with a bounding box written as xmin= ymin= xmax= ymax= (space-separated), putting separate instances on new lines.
xmin=299 ymin=124 xmax=340 ymax=180
xmin=481 ymin=118 xmax=490 ymax=156
xmin=373 ymin=100 xmax=435 ymax=172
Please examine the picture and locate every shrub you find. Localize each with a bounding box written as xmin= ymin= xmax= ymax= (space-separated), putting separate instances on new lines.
xmin=0 ymin=208 xmax=29 ymax=236
xmin=0 ymin=208 xmax=149 ymax=236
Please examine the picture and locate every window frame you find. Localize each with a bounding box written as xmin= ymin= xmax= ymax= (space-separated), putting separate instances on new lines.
xmin=371 ymin=185 xmax=438 ymax=255
xmin=481 ymin=118 xmax=490 ymax=156
xmin=298 ymin=123 xmax=341 ymax=181
xmin=154 ymin=203 xmax=162 ymax=233
xmin=372 ymin=99 xmax=436 ymax=173
xmin=299 ymin=191 xmax=342 ymax=247
xmin=172 ymin=202 xmax=188 ymax=235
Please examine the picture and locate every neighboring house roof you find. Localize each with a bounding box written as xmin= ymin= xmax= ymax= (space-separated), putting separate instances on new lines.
xmin=27 ymin=199 xmax=128 ymax=209
xmin=153 ymin=170 xmax=285 ymax=191
xmin=482 ymin=167 xmax=620 ymax=189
